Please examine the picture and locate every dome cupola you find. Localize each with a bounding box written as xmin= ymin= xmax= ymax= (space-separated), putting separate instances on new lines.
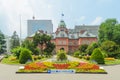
xmin=58 ymin=20 xmax=66 ymax=28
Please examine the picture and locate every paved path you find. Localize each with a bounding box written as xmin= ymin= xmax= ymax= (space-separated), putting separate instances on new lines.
xmin=43 ymin=55 xmax=86 ymax=62
xmin=0 ymin=55 xmax=4 ymax=61
xmin=66 ymin=55 xmax=86 ymax=62
xmin=0 ymin=55 xmax=4 ymax=59
xmin=0 ymin=63 xmax=120 ymax=80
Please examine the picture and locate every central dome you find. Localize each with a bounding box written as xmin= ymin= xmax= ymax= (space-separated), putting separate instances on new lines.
xmin=58 ymin=20 xmax=66 ymax=28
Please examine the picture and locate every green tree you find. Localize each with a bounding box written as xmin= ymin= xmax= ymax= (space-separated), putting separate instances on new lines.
xmin=22 ymin=39 xmax=40 ymax=55
xmin=11 ymin=47 xmax=22 ymax=59
xmin=44 ymin=42 xmax=55 ymax=56
xmin=79 ymin=44 xmax=88 ymax=54
xmin=0 ymin=30 xmax=6 ymax=54
xmin=33 ymin=32 xmax=53 ymax=56
xmin=98 ymin=19 xmax=119 ymax=44
xmin=10 ymin=31 xmax=20 ymax=49
xmin=90 ymin=48 xmax=104 ymax=64
xmin=113 ymin=24 xmax=120 ymax=44
xmin=100 ymin=40 xmax=119 ymax=58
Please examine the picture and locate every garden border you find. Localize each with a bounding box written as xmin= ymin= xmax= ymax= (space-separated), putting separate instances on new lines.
xmin=16 ymin=72 xmax=107 ymax=74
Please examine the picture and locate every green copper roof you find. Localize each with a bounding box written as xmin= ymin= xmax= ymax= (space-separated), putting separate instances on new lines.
xmin=58 ymin=20 xmax=66 ymax=28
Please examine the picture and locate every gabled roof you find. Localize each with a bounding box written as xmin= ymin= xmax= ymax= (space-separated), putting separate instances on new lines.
xmin=56 ymin=31 xmax=68 ymax=38
xmin=69 ymin=33 xmax=78 ymax=39
xmin=79 ymin=31 xmax=96 ymax=37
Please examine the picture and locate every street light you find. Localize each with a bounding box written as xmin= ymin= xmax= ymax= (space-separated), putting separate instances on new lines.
xmin=19 ymin=15 xmax=22 ymax=46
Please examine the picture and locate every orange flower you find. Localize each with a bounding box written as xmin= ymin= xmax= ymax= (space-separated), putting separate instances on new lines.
xmin=53 ymin=63 xmax=70 ymax=69
xmin=77 ymin=63 xmax=99 ymax=70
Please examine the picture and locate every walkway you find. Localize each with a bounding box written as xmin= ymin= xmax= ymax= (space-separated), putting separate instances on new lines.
xmin=0 ymin=55 xmax=4 ymax=61
xmin=43 ymin=55 xmax=86 ymax=62
xmin=0 ymin=63 xmax=120 ymax=80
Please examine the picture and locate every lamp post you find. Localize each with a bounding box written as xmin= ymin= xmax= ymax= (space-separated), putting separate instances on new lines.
xmin=19 ymin=15 xmax=22 ymax=46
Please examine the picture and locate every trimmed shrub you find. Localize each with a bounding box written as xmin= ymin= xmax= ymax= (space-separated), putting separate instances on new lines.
xmin=74 ymin=51 xmax=80 ymax=57
xmin=90 ymin=48 xmax=104 ymax=64
xmin=19 ymin=48 xmax=33 ymax=64
xmin=57 ymin=50 xmax=67 ymax=61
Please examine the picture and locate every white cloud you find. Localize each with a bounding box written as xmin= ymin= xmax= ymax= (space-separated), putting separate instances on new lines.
xmin=0 ymin=0 xmax=34 ymax=37
xmin=91 ymin=16 xmax=103 ymax=25
xmin=80 ymin=16 xmax=86 ymax=21
xmin=0 ymin=0 xmax=55 ymax=38
xmin=74 ymin=16 xmax=86 ymax=25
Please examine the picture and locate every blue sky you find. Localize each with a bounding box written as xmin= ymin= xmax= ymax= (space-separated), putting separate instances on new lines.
xmin=0 ymin=0 xmax=120 ymax=38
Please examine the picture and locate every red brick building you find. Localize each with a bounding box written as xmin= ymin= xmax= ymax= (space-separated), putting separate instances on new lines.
xmin=28 ymin=20 xmax=97 ymax=53
xmin=51 ymin=20 xmax=97 ymax=53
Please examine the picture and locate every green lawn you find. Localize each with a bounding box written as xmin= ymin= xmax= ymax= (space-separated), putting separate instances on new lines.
xmin=1 ymin=56 xmax=20 ymax=65
xmin=105 ymin=59 xmax=120 ymax=65
xmin=1 ymin=55 xmax=49 ymax=65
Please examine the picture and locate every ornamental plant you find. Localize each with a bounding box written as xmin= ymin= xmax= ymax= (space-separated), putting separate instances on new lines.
xmin=90 ymin=48 xmax=105 ymax=64
xmin=11 ymin=47 xmax=22 ymax=59
xmin=73 ymin=51 xmax=80 ymax=57
xmin=24 ymin=62 xmax=47 ymax=70
xmin=57 ymin=50 xmax=67 ymax=61
xmin=104 ymin=57 xmax=115 ymax=61
xmin=43 ymin=62 xmax=53 ymax=68
xmin=68 ymin=61 xmax=79 ymax=68
xmin=19 ymin=48 xmax=33 ymax=64
xmin=77 ymin=63 xmax=99 ymax=70
xmin=53 ymin=63 xmax=70 ymax=69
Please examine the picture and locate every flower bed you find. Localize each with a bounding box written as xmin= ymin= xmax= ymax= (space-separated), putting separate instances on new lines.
xmin=53 ymin=63 xmax=70 ymax=69
xmin=17 ymin=61 xmax=107 ymax=74
xmin=105 ymin=58 xmax=115 ymax=61
xmin=77 ymin=63 xmax=99 ymax=70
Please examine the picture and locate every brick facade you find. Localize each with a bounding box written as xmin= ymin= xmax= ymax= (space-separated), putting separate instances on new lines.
xmin=27 ymin=20 xmax=97 ymax=53
xmin=51 ymin=20 xmax=97 ymax=53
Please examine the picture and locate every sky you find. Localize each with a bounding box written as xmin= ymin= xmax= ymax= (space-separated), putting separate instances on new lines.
xmin=0 ymin=0 xmax=120 ymax=38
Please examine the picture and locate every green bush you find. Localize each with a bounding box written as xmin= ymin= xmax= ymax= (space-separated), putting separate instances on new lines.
xmin=57 ymin=50 xmax=67 ymax=61
xmin=73 ymin=51 xmax=80 ymax=57
xmin=83 ymin=56 xmax=90 ymax=60
xmin=11 ymin=47 xmax=22 ymax=59
xmin=19 ymin=48 xmax=33 ymax=64
xmin=33 ymin=48 xmax=41 ymax=55
xmin=4 ymin=54 xmax=10 ymax=58
xmin=86 ymin=42 xmax=98 ymax=55
xmin=79 ymin=44 xmax=88 ymax=53
xmin=38 ymin=56 xmax=42 ymax=59
xmin=90 ymin=48 xmax=105 ymax=64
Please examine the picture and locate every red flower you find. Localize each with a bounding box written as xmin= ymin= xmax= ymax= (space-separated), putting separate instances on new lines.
xmin=53 ymin=63 xmax=70 ymax=69
xmin=24 ymin=62 xmax=47 ymax=70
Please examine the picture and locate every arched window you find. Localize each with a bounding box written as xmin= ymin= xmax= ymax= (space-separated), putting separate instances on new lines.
xmin=60 ymin=47 xmax=64 ymax=50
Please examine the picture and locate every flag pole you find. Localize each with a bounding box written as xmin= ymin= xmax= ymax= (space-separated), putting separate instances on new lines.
xmin=61 ymin=13 xmax=64 ymax=20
